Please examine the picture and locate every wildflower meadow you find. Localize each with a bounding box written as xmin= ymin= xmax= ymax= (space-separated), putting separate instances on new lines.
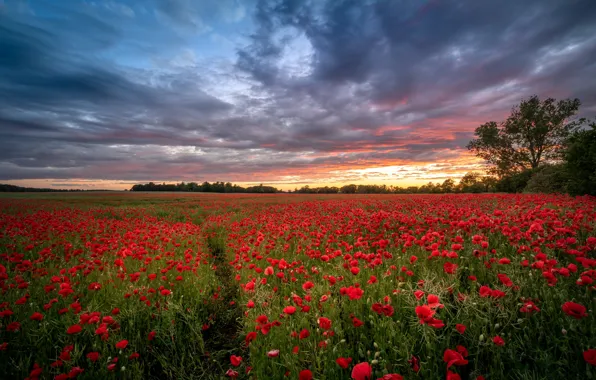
xmin=0 ymin=193 xmax=595 ymax=380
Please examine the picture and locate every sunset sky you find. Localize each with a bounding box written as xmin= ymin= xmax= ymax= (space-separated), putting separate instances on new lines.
xmin=1 ymin=0 xmax=595 ymax=190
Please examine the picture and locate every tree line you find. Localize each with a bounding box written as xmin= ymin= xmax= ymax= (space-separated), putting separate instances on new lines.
xmin=129 ymin=178 xmax=499 ymax=195
xmin=129 ymin=181 xmax=280 ymax=193
xmin=290 ymin=177 xmax=494 ymax=194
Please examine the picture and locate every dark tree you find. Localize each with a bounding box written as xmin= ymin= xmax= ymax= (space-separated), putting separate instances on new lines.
xmin=441 ymin=179 xmax=456 ymax=193
xmin=565 ymin=123 xmax=596 ymax=196
xmin=458 ymin=172 xmax=485 ymax=193
xmin=524 ymin=164 xmax=568 ymax=194
xmin=467 ymin=96 xmax=586 ymax=176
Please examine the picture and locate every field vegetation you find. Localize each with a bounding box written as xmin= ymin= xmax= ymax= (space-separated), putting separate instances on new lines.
xmin=0 ymin=193 xmax=595 ymax=379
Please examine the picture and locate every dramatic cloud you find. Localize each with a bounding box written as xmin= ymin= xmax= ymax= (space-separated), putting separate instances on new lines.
xmin=1 ymin=0 xmax=595 ymax=189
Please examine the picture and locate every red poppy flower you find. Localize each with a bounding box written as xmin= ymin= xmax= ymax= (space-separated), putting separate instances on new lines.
xmin=351 ymin=362 xmax=372 ymax=380
xmin=456 ymin=345 xmax=468 ymax=357
xmin=408 ymin=355 xmax=420 ymax=373
xmin=455 ymin=324 xmax=466 ymax=334
xmin=584 ymin=349 xmax=596 ymax=366
xmin=443 ymin=349 xmax=469 ymax=368
xmin=28 ymin=363 xmax=43 ymax=378
xmin=415 ymin=305 xmax=434 ymax=320
xmin=86 ymin=352 xmax=100 ymax=362
xmin=299 ymin=329 xmax=310 ymax=339
xmin=245 ymin=332 xmax=257 ymax=345
xmin=256 ymin=315 xmax=269 ymax=325
xmin=230 ymin=355 xmax=242 ymax=367
xmin=415 ymin=305 xmax=444 ymax=328
xmin=115 ymin=340 xmax=128 ymax=349
xmin=66 ymin=324 xmax=82 ymax=335
xmin=377 ymin=375 xmax=403 ymax=380
xmin=479 ymin=286 xmax=491 ymax=297
xmin=427 ymin=294 xmax=443 ymax=309
xmin=372 ymin=303 xmax=394 ymax=317
xmin=302 ymin=281 xmax=314 ymax=291
xmin=95 ymin=322 xmax=108 ymax=334
xmin=562 ymin=302 xmax=588 ymax=319
xmin=318 ymin=317 xmax=332 ymax=330
xmin=520 ymin=300 xmax=540 ymax=314
xmin=69 ymin=367 xmax=83 ymax=377
xmin=426 ymin=317 xmax=445 ymax=328
xmin=493 ymin=336 xmax=505 ymax=346
xmin=299 ymin=369 xmax=313 ymax=380
xmin=342 ymin=286 xmax=364 ymax=300
xmin=283 ymin=306 xmax=296 ymax=315
xmin=444 ymin=262 xmax=458 ymax=274
xmin=336 ymin=357 xmax=353 ymax=369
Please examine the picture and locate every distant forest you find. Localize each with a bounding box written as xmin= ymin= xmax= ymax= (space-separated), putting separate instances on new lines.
xmin=0 ymin=184 xmax=115 ymax=192
xmin=129 ymin=175 xmax=498 ymax=194
xmin=130 ymin=181 xmax=280 ymax=193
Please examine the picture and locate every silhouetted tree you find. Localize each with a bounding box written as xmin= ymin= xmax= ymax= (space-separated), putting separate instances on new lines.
xmin=494 ymin=170 xmax=534 ymax=193
xmin=565 ymin=123 xmax=596 ymax=196
xmin=441 ymin=179 xmax=456 ymax=193
xmin=467 ymin=95 xmax=586 ymax=176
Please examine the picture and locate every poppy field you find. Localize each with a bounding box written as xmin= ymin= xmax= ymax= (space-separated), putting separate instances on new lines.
xmin=0 ymin=192 xmax=595 ymax=380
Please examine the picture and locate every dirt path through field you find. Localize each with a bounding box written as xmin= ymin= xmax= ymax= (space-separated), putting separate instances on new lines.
xmin=199 ymin=229 xmax=245 ymax=377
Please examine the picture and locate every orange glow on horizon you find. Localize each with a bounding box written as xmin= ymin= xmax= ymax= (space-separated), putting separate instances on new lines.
xmin=2 ymin=154 xmax=487 ymax=191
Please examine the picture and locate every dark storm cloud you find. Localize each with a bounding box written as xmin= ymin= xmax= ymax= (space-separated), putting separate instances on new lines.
xmin=238 ymin=0 xmax=596 ymax=117
xmin=1 ymin=0 xmax=595 ymax=185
